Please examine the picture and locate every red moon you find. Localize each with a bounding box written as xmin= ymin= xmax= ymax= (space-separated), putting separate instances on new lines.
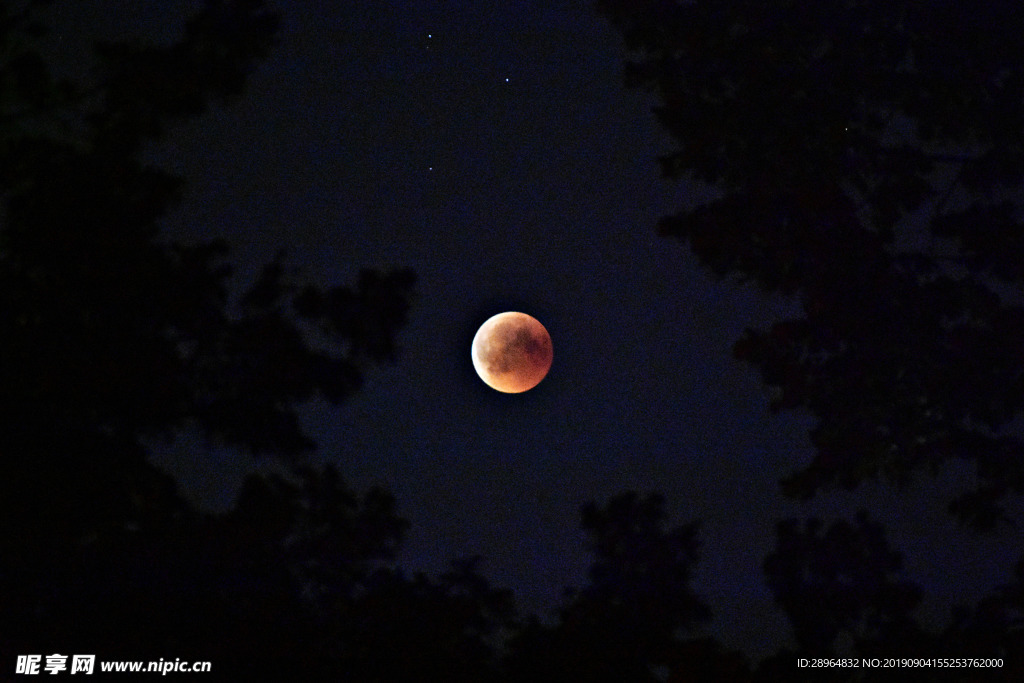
xmin=471 ymin=312 xmax=553 ymax=393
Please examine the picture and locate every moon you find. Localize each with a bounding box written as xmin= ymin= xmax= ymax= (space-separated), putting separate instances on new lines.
xmin=471 ymin=312 xmax=553 ymax=393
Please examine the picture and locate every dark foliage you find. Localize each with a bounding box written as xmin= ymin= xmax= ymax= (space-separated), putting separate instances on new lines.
xmin=764 ymin=511 xmax=923 ymax=654
xmin=597 ymin=1 xmax=1024 ymax=679
xmin=0 ymin=1 xmax=428 ymax=676
xmin=506 ymin=492 xmax=710 ymax=682
xmin=596 ymin=0 xmax=1024 ymax=529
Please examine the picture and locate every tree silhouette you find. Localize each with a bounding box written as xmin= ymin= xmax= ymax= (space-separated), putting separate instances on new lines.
xmin=756 ymin=514 xmax=1023 ymax=680
xmin=336 ymin=558 xmax=517 ymax=682
xmin=596 ymin=0 xmax=1024 ymax=529
xmin=935 ymin=558 xmax=1024 ymax=679
xmin=0 ymin=1 xmax=420 ymax=671
xmin=763 ymin=511 xmax=923 ymax=655
xmin=595 ymin=1 xmax=1024 ymax=678
xmin=506 ymin=492 xmax=711 ymax=682
xmin=1 ymin=0 xmax=416 ymax=531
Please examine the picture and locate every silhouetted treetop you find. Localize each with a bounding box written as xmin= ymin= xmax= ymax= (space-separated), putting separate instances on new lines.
xmin=506 ymin=492 xmax=710 ymax=682
xmin=598 ymin=0 xmax=1024 ymax=528
xmin=1 ymin=3 xmax=423 ymax=672
xmin=0 ymin=10 xmax=416 ymax=653
xmin=764 ymin=510 xmax=922 ymax=654
xmin=1 ymin=0 xmax=415 ymax=463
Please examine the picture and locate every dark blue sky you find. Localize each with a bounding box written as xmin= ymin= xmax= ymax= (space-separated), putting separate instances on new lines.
xmin=54 ymin=0 xmax=1023 ymax=657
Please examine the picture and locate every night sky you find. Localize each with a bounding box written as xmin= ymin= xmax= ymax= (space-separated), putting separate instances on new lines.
xmin=49 ymin=0 xmax=1023 ymax=657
